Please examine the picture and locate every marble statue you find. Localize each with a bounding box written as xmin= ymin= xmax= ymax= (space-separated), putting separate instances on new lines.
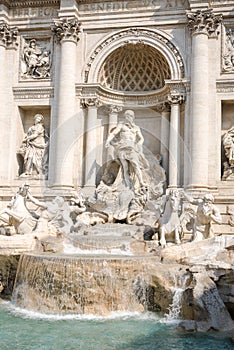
xmin=17 ymin=114 xmax=49 ymax=178
xmin=183 ymin=193 xmax=222 ymax=241
xmin=27 ymin=194 xmax=73 ymax=236
xmin=89 ymin=109 xmax=166 ymax=223
xmin=105 ymin=109 xmax=148 ymax=190
xmin=156 ymin=189 xmax=183 ymax=247
xmin=22 ymin=39 xmax=51 ymax=79
xmin=0 ymin=184 xmax=37 ymax=235
xmin=222 ymin=126 xmax=234 ymax=180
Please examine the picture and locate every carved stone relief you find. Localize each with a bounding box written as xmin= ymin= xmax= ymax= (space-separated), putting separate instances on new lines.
xmin=21 ymin=38 xmax=52 ymax=79
xmin=222 ymin=27 xmax=234 ymax=73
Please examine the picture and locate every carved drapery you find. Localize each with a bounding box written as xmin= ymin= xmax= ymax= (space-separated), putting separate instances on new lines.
xmin=52 ymin=18 xmax=81 ymax=43
xmin=187 ymin=9 xmax=222 ymax=37
xmin=0 ymin=21 xmax=18 ymax=48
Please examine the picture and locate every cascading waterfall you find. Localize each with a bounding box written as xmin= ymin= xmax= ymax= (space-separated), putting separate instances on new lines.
xmin=12 ymin=253 xmax=155 ymax=315
xmin=165 ymin=274 xmax=189 ymax=321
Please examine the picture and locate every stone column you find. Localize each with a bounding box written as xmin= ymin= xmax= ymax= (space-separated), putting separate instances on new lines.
xmin=51 ymin=18 xmax=81 ymax=189
xmin=168 ymin=92 xmax=183 ymax=188
xmin=0 ymin=22 xmax=18 ymax=183
xmin=83 ymin=98 xmax=100 ymax=188
xmin=187 ymin=9 xmax=222 ymax=190
xmin=158 ymin=103 xmax=170 ymax=176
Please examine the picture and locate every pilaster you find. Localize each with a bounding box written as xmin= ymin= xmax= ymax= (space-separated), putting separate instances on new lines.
xmin=186 ymin=8 xmax=222 ymax=191
xmin=0 ymin=21 xmax=18 ymax=184
xmin=50 ymin=17 xmax=81 ymax=190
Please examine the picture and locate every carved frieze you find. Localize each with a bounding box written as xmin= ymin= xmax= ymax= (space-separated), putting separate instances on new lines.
xmin=21 ymin=38 xmax=52 ymax=79
xmin=187 ymin=9 xmax=222 ymax=37
xmin=13 ymin=87 xmax=54 ymax=100
xmin=52 ymin=18 xmax=81 ymax=44
xmin=0 ymin=21 xmax=18 ymax=48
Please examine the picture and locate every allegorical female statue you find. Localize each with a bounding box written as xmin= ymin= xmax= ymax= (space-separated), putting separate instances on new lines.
xmin=18 ymin=114 xmax=49 ymax=178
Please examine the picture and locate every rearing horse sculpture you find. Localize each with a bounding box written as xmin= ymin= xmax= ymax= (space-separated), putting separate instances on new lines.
xmin=0 ymin=184 xmax=37 ymax=234
xmin=157 ymin=189 xmax=183 ymax=248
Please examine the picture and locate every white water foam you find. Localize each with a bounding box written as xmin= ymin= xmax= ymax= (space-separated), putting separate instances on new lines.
xmin=1 ymin=300 xmax=160 ymax=322
xmin=63 ymin=242 xmax=134 ymax=256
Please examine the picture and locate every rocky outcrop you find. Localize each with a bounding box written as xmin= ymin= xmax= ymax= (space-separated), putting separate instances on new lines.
xmin=180 ymin=267 xmax=233 ymax=331
xmin=0 ymin=255 xmax=20 ymax=299
xmin=159 ymin=235 xmax=234 ymax=331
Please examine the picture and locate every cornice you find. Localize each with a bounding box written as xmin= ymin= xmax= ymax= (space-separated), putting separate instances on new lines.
xmin=76 ymin=83 xmax=170 ymax=108
xmin=216 ymin=80 xmax=234 ymax=93
xmin=13 ymin=86 xmax=54 ymax=100
xmin=0 ymin=0 xmax=60 ymax=8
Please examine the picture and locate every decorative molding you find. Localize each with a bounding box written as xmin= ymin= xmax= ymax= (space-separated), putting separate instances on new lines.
xmin=108 ymin=105 xmax=123 ymax=115
xmin=3 ymin=0 xmax=60 ymax=7
xmin=217 ymin=80 xmax=234 ymax=93
xmin=186 ymin=9 xmax=222 ymax=37
xmin=0 ymin=21 xmax=18 ymax=49
xmin=76 ymin=83 xmax=170 ymax=108
xmin=84 ymin=28 xmax=185 ymax=83
xmin=52 ymin=18 xmax=81 ymax=44
xmin=80 ymin=97 xmax=102 ymax=109
xmin=154 ymin=102 xmax=170 ymax=113
xmin=13 ymin=86 xmax=54 ymax=99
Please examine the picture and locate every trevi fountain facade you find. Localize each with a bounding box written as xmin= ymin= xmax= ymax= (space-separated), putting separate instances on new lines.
xmin=0 ymin=0 xmax=234 ymax=348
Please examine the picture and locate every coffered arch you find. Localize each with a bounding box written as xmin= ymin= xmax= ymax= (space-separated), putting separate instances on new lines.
xmin=83 ymin=27 xmax=185 ymax=87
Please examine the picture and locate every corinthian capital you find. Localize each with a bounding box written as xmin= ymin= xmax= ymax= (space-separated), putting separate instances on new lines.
xmin=187 ymin=9 xmax=222 ymax=37
xmin=168 ymin=91 xmax=184 ymax=105
xmin=0 ymin=21 xmax=18 ymax=48
xmin=52 ymin=18 xmax=81 ymax=44
xmin=108 ymin=105 xmax=122 ymax=115
xmin=81 ymin=98 xmax=102 ymax=109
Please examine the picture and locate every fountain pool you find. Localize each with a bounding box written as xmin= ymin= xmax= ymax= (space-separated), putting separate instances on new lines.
xmin=0 ymin=301 xmax=233 ymax=350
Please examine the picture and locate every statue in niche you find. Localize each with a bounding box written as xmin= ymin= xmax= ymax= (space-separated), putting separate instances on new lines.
xmin=89 ymin=109 xmax=166 ymax=223
xmin=155 ymin=189 xmax=184 ymax=248
xmin=22 ymin=39 xmax=51 ymax=79
xmin=0 ymin=184 xmax=37 ymax=235
xmin=105 ymin=109 xmax=149 ymax=189
xmin=183 ymin=193 xmax=222 ymax=242
xmin=222 ymin=126 xmax=234 ymax=180
xmin=17 ymin=114 xmax=49 ymax=178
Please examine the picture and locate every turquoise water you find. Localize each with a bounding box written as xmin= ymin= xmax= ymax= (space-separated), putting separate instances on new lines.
xmin=0 ymin=301 xmax=233 ymax=350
